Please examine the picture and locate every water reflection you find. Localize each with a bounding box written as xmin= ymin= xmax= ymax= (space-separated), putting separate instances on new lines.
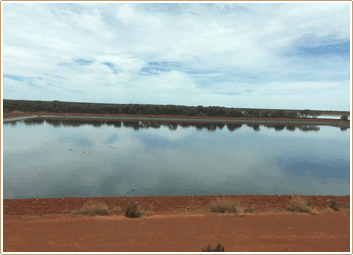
xmin=15 ymin=119 xmax=329 ymax=133
xmin=3 ymin=118 xmax=350 ymax=199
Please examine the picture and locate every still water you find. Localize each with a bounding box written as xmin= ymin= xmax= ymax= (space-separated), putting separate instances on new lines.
xmin=3 ymin=119 xmax=350 ymax=199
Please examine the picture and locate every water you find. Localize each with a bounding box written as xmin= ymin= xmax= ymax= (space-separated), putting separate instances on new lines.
xmin=303 ymin=115 xmax=350 ymax=120
xmin=3 ymin=119 xmax=350 ymax=199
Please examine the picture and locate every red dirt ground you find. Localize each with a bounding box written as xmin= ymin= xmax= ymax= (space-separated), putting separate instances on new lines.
xmin=3 ymin=195 xmax=351 ymax=252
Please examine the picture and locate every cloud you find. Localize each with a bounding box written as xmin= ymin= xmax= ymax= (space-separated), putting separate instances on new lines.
xmin=3 ymin=3 xmax=350 ymax=110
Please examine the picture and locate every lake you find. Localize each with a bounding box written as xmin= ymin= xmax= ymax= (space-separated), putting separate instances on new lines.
xmin=3 ymin=119 xmax=350 ymax=199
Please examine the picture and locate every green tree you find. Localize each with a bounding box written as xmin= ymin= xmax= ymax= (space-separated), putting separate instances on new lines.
xmin=197 ymin=105 xmax=204 ymax=114
xmin=261 ymin=110 xmax=271 ymax=118
xmin=113 ymin=106 xmax=122 ymax=115
xmin=146 ymin=107 xmax=156 ymax=115
xmin=122 ymin=105 xmax=130 ymax=114
xmin=276 ymin=110 xmax=286 ymax=118
xmin=182 ymin=110 xmax=190 ymax=116
xmin=189 ymin=109 xmax=197 ymax=116
xmin=286 ymin=111 xmax=299 ymax=118
xmin=252 ymin=109 xmax=261 ymax=117
xmin=217 ymin=107 xmax=227 ymax=116
xmin=270 ymin=110 xmax=278 ymax=118
xmin=341 ymin=114 xmax=348 ymax=121
xmin=228 ymin=109 xmax=242 ymax=117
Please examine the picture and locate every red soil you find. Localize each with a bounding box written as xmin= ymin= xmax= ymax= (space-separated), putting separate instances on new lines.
xmin=3 ymin=195 xmax=350 ymax=252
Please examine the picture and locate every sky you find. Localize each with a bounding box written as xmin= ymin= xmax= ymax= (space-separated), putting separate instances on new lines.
xmin=2 ymin=2 xmax=351 ymax=111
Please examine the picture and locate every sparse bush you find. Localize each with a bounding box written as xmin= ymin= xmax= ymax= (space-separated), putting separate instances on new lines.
xmin=286 ymin=195 xmax=318 ymax=214
xmin=125 ymin=202 xmax=143 ymax=218
xmin=341 ymin=114 xmax=348 ymax=121
xmin=144 ymin=204 xmax=155 ymax=216
xmin=201 ymin=243 xmax=225 ymax=252
xmin=328 ymin=200 xmax=344 ymax=211
xmin=209 ymin=197 xmax=255 ymax=216
xmin=71 ymin=200 xmax=111 ymax=217
xmin=112 ymin=206 xmax=122 ymax=215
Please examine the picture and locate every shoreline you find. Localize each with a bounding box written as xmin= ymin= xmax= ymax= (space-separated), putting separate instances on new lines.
xmin=4 ymin=194 xmax=350 ymax=217
xmin=3 ymin=112 xmax=350 ymax=127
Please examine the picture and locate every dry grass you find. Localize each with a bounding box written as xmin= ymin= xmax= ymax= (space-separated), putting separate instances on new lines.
xmin=208 ymin=197 xmax=257 ymax=216
xmin=285 ymin=195 xmax=319 ymax=215
xmin=70 ymin=200 xmax=111 ymax=217
xmin=60 ymin=195 xmax=349 ymax=219
xmin=178 ymin=206 xmax=210 ymax=214
xmin=141 ymin=204 xmax=155 ymax=217
xmin=111 ymin=206 xmax=122 ymax=215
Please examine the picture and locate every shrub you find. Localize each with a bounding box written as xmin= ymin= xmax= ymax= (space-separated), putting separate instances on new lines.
xmin=286 ymin=195 xmax=318 ymax=214
xmin=71 ymin=200 xmax=111 ymax=217
xmin=328 ymin=200 xmax=343 ymax=211
xmin=125 ymin=202 xmax=142 ymax=218
xmin=209 ymin=197 xmax=255 ymax=216
xmin=112 ymin=206 xmax=122 ymax=215
xmin=201 ymin=243 xmax=225 ymax=252
xmin=341 ymin=114 xmax=348 ymax=121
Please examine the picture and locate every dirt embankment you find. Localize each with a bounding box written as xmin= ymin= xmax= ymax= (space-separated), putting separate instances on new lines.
xmin=3 ymin=195 xmax=350 ymax=252
xmin=4 ymin=194 xmax=350 ymax=217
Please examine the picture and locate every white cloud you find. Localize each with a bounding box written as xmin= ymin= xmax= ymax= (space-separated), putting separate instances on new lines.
xmin=3 ymin=2 xmax=350 ymax=110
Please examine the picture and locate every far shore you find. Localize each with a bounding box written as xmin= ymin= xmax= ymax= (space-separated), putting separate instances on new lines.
xmin=3 ymin=112 xmax=350 ymax=128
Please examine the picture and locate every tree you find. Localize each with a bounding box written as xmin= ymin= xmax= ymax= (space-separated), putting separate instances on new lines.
xmin=129 ymin=107 xmax=137 ymax=115
xmin=228 ymin=109 xmax=242 ymax=117
xmin=286 ymin=111 xmax=299 ymax=118
xmin=270 ymin=110 xmax=278 ymax=118
xmin=189 ymin=109 xmax=197 ymax=116
xmin=217 ymin=107 xmax=227 ymax=116
xmin=182 ymin=110 xmax=190 ymax=116
xmin=341 ymin=114 xmax=348 ymax=121
xmin=261 ymin=110 xmax=270 ymax=118
xmin=197 ymin=111 xmax=206 ymax=117
xmin=275 ymin=110 xmax=286 ymax=118
xmin=146 ymin=107 xmax=156 ymax=115
xmin=122 ymin=105 xmax=130 ymax=114
xmin=252 ymin=109 xmax=261 ymax=117
xmin=113 ymin=106 xmax=122 ymax=115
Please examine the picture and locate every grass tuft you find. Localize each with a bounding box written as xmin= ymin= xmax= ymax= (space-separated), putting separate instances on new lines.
xmin=112 ymin=206 xmax=122 ymax=215
xmin=201 ymin=242 xmax=225 ymax=252
xmin=328 ymin=199 xmax=347 ymax=211
xmin=208 ymin=197 xmax=256 ymax=216
xmin=285 ymin=194 xmax=319 ymax=215
xmin=70 ymin=200 xmax=111 ymax=217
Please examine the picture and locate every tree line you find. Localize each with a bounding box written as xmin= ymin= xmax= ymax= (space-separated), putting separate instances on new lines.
xmin=2 ymin=99 xmax=346 ymax=119
xmin=10 ymin=118 xmax=331 ymax=132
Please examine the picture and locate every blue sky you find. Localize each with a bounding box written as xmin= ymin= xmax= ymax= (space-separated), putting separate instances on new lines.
xmin=2 ymin=2 xmax=351 ymax=111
